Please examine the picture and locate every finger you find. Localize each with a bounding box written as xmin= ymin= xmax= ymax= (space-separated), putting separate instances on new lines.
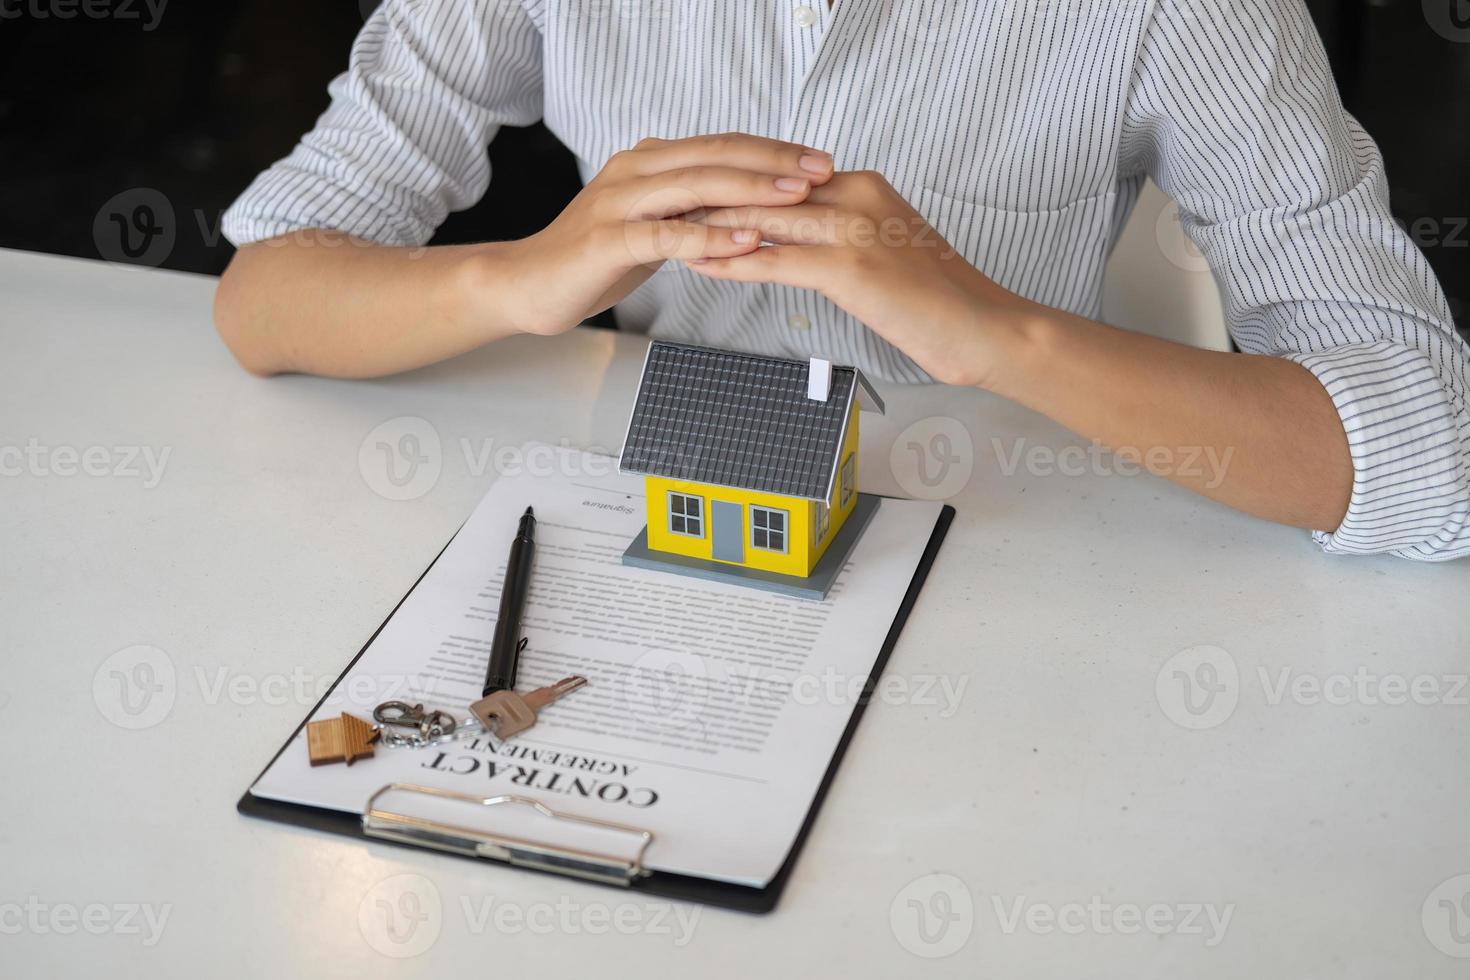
xmin=699 ymin=205 xmax=869 ymax=246
xmin=612 ymin=167 xmax=816 ymax=220
xmin=686 ymin=245 xmax=837 ymax=290
xmin=622 ymin=133 xmax=834 ymax=184
xmin=616 ymin=220 xmax=762 ymax=266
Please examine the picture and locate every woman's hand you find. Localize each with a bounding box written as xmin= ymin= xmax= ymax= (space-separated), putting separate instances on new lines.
xmin=215 ymin=132 xmax=835 ymax=378
xmin=687 ymin=170 xmax=1035 ymax=387
xmin=691 ymin=169 xmax=1358 ymax=534
xmin=500 ymin=133 xmax=837 ymax=336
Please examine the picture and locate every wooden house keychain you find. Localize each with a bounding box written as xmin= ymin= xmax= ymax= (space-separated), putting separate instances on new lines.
xmin=304 ymin=702 xmax=456 ymax=766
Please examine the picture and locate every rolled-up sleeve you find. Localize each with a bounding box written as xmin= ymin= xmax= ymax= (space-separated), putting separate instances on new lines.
xmin=222 ymin=0 xmax=544 ymax=248
xmin=1121 ymin=0 xmax=1470 ymax=560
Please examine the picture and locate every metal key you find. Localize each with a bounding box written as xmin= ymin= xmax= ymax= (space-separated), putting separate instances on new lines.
xmin=468 ymin=675 xmax=587 ymax=739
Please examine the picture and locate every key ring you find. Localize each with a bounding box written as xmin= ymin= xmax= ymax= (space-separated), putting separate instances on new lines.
xmin=374 ymin=701 xmax=457 ymax=738
xmin=372 ymin=700 xmax=487 ymax=749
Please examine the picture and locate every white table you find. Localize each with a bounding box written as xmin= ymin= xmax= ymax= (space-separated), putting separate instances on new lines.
xmin=3 ymin=247 xmax=1468 ymax=978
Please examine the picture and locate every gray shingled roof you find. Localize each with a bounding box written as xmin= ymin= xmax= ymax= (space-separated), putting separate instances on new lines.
xmin=619 ymin=342 xmax=876 ymax=501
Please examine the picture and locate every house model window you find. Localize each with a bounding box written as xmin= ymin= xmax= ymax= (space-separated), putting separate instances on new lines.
xmin=668 ymin=491 xmax=704 ymax=537
xmin=750 ymin=506 xmax=788 ymax=553
xmin=618 ymin=341 xmax=886 ymax=599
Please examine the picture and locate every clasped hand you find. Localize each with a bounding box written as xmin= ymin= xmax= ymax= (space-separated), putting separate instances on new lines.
xmin=512 ymin=131 xmax=1030 ymax=388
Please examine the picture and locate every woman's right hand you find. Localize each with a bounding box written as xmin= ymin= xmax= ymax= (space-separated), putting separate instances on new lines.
xmin=492 ymin=132 xmax=835 ymax=336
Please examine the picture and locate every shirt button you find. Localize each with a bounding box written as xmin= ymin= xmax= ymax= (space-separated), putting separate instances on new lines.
xmin=787 ymin=313 xmax=811 ymax=331
xmin=793 ymin=5 xmax=818 ymax=27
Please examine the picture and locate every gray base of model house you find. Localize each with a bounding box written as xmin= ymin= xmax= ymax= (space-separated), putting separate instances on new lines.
xmin=621 ymin=493 xmax=881 ymax=600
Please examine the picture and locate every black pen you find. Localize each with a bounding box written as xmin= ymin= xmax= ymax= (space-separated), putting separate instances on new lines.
xmin=483 ymin=505 xmax=536 ymax=696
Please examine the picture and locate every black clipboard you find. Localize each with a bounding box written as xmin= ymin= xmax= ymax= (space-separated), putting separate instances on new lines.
xmin=238 ymin=503 xmax=955 ymax=914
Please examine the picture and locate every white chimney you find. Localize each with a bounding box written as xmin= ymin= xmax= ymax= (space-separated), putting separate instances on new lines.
xmin=807 ymin=357 xmax=832 ymax=401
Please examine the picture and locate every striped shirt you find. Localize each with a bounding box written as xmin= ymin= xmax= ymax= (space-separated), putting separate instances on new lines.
xmin=223 ymin=0 xmax=1470 ymax=561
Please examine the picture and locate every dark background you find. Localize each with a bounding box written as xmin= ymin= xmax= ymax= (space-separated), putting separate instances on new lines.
xmin=1 ymin=1 xmax=1465 ymax=331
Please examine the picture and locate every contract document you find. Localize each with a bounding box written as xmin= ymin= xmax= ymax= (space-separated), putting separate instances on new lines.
xmin=248 ymin=447 xmax=947 ymax=888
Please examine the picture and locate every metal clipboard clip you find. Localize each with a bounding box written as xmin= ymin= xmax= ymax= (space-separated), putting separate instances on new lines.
xmin=362 ymin=783 xmax=655 ymax=886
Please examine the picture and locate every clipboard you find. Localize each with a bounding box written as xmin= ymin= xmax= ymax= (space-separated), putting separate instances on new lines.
xmin=238 ymin=502 xmax=955 ymax=914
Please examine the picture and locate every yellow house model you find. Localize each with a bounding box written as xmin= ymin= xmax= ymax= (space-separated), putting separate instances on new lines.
xmin=619 ymin=342 xmax=885 ymax=600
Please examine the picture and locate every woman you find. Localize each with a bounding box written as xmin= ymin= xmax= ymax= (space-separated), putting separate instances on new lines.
xmin=215 ymin=0 xmax=1470 ymax=560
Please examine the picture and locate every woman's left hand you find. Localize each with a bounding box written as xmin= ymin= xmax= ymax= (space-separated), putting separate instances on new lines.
xmin=687 ymin=170 xmax=1035 ymax=387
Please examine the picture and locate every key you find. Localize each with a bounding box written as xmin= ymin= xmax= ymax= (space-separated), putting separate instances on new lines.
xmin=468 ymin=675 xmax=587 ymax=740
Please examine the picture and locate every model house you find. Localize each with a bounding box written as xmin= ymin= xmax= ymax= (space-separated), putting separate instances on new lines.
xmin=619 ymin=341 xmax=885 ymax=598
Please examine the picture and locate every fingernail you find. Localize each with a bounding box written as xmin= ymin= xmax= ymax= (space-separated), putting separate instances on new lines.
xmin=688 ymin=258 xmax=708 ymax=266
xmin=732 ymin=229 xmax=758 ymax=244
xmin=798 ymin=152 xmax=833 ymax=175
xmin=775 ymin=176 xmax=809 ymax=193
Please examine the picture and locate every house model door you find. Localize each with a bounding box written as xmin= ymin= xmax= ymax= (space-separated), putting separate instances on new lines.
xmin=711 ymin=500 xmax=744 ymax=564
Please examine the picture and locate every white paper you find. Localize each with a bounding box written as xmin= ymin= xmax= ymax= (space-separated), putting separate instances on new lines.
xmin=250 ymin=447 xmax=943 ymax=887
